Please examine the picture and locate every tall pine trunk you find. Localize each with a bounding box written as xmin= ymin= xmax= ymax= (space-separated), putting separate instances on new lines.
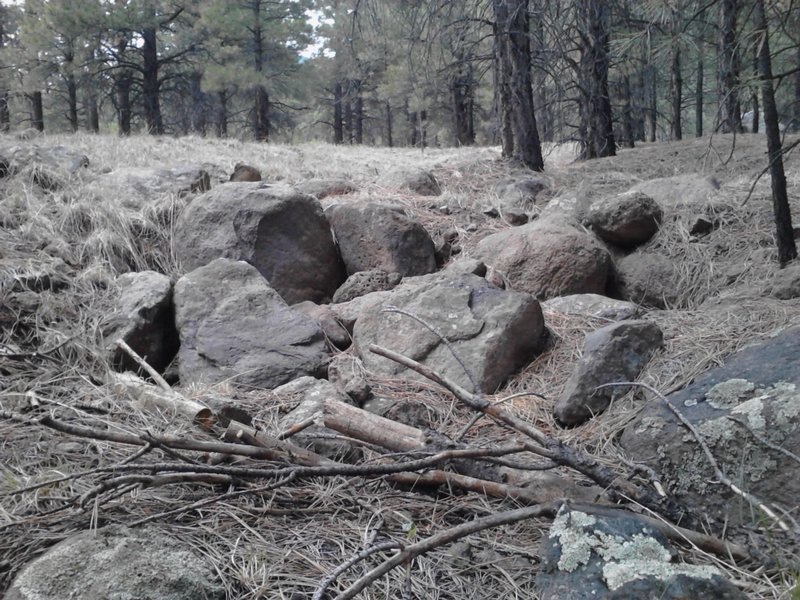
xmin=718 ymin=0 xmax=742 ymax=133
xmin=142 ymin=27 xmax=163 ymax=135
xmin=753 ymin=0 xmax=797 ymax=264
xmin=575 ymin=0 xmax=616 ymax=158
xmin=29 ymin=92 xmax=44 ymax=132
xmin=385 ymin=102 xmax=393 ymax=147
xmin=216 ymin=91 xmax=228 ymax=138
xmin=333 ymin=82 xmax=344 ymax=144
xmin=696 ymin=22 xmax=704 ymax=137
xmin=252 ymin=3 xmax=270 ymax=142
xmin=669 ymin=14 xmax=682 ymax=141
xmin=493 ymin=0 xmax=514 ymax=158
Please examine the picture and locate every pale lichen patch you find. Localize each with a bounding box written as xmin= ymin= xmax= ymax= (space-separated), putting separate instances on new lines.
xmin=603 ymin=560 xmax=721 ymax=591
xmin=549 ymin=510 xmax=597 ymax=572
xmin=705 ymin=379 xmax=755 ymax=409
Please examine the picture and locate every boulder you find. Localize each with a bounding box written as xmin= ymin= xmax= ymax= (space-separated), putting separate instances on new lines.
xmin=614 ymin=252 xmax=679 ymax=308
xmin=472 ymin=217 xmax=612 ymax=300
xmin=584 ymin=190 xmax=662 ymax=247
xmin=327 ymin=353 xmax=372 ymax=404
xmin=619 ymin=327 xmax=800 ymax=529
xmin=328 ymin=290 xmax=393 ymax=333
xmin=770 ymin=264 xmax=800 ymax=299
xmin=229 ymin=163 xmax=262 ymax=182
xmin=295 ymin=178 xmax=356 ymax=199
xmin=536 ymin=509 xmax=746 ymax=600
xmin=292 ymin=300 xmax=351 ymax=350
xmin=332 ymin=269 xmax=402 ymax=303
xmin=175 ymin=182 xmax=345 ymax=304
xmin=88 ymin=165 xmax=210 ymax=209
xmin=327 ymin=203 xmax=436 ymax=277
xmin=384 ymin=167 xmax=441 ymax=196
xmin=6 ymin=525 xmax=224 ymax=600
xmin=275 ymin=377 xmax=359 ymax=460
xmin=541 ymin=294 xmax=639 ymax=322
xmin=353 ymin=272 xmax=546 ymax=393
xmin=554 ymin=320 xmax=663 ymax=426
xmin=491 ymin=176 xmax=549 ymax=210
xmin=173 ymin=259 xmax=328 ymax=388
xmin=0 ymin=144 xmax=89 ymax=191
xmin=103 ymin=271 xmax=178 ymax=374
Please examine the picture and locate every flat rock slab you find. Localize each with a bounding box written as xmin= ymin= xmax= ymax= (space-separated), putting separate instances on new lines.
xmin=555 ymin=320 xmax=663 ymax=426
xmin=619 ymin=326 xmax=800 ymax=529
xmin=541 ymin=294 xmax=639 ymax=322
xmin=614 ymin=252 xmax=679 ymax=308
xmin=174 ymin=258 xmax=328 ymax=389
xmin=536 ymin=509 xmax=745 ymax=599
xmin=6 ymin=525 xmax=224 ymax=600
xmin=353 ymin=272 xmax=545 ymax=393
xmin=175 ymin=182 xmax=345 ymax=304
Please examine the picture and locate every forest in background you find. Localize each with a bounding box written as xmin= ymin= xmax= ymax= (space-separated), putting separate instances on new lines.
xmin=0 ymin=0 xmax=798 ymax=148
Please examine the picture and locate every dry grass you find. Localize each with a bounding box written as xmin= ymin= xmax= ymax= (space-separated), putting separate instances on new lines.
xmin=1 ymin=131 xmax=800 ymax=598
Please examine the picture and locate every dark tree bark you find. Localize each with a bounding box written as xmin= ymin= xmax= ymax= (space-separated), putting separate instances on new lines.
xmin=620 ymin=75 xmax=635 ymax=148
xmin=216 ymin=90 xmax=228 ymax=138
xmin=66 ymin=72 xmax=79 ymax=133
xmin=492 ymin=0 xmax=514 ymax=158
xmin=353 ymin=80 xmax=363 ymax=145
xmin=29 ymin=92 xmax=44 ymax=132
xmin=344 ymin=88 xmax=353 ymax=144
xmin=531 ymin=0 xmax=551 ymax=142
xmin=253 ymin=85 xmax=270 ymax=142
xmin=116 ymin=73 xmax=132 ymax=136
xmin=696 ymin=21 xmax=704 ymax=137
xmin=718 ymin=0 xmax=742 ymax=133
xmin=794 ymin=42 xmax=800 ymax=131
xmin=141 ymin=27 xmax=164 ymax=135
xmin=753 ymin=0 xmax=797 ymax=264
xmin=669 ymin=13 xmax=682 ymax=140
xmin=494 ymin=0 xmax=544 ymax=170
xmin=0 ymin=7 xmax=8 ymax=132
xmin=575 ymin=0 xmax=616 ymax=158
xmin=385 ymin=102 xmax=393 ymax=147
xmin=750 ymin=44 xmax=759 ymax=133
xmin=647 ymin=65 xmax=657 ymax=142
xmin=452 ymin=70 xmax=475 ymax=146
xmin=333 ymin=82 xmax=344 ymax=144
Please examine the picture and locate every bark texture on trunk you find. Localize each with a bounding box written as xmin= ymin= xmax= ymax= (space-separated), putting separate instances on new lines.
xmin=718 ymin=0 xmax=742 ymax=133
xmin=575 ymin=0 xmax=616 ymax=158
xmin=29 ymin=91 xmax=44 ymax=132
xmin=142 ymin=27 xmax=164 ymax=135
xmin=333 ymin=82 xmax=344 ymax=144
xmin=753 ymin=0 xmax=797 ymax=264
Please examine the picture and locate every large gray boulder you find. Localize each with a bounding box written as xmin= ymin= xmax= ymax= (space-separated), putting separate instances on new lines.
xmin=103 ymin=271 xmax=178 ymax=374
xmin=614 ymin=252 xmax=679 ymax=308
xmin=472 ymin=217 xmax=612 ymax=300
xmin=327 ymin=203 xmax=436 ymax=277
xmin=353 ymin=272 xmax=545 ymax=393
xmin=173 ymin=258 xmax=328 ymax=388
xmin=175 ymin=182 xmax=345 ymax=304
xmin=584 ymin=190 xmax=662 ymax=247
xmin=6 ymin=525 xmax=224 ymax=600
xmin=619 ymin=326 xmax=800 ymax=530
xmin=554 ymin=320 xmax=663 ymax=426
xmin=536 ymin=509 xmax=746 ymax=599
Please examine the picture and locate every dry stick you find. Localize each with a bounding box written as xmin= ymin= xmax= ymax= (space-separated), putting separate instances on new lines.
xmin=598 ymin=382 xmax=791 ymax=533
xmin=115 ymin=338 xmax=171 ymax=390
xmin=727 ymin=416 xmax=800 ymax=466
xmin=313 ymin=541 xmax=404 ymax=600
xmin=78 ymin=473 xmax=234 ymax=507
xmin=277 ymin=416 xmax=319 ymax=440
xmin=368 ymin=344 xmax=684 ymax=523
xmin=333 ymin=504 xmax=556 ymax=600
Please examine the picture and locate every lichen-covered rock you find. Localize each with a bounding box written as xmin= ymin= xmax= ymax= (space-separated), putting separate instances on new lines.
xmin=619 ymin=326 xmax=800 ymax=530
xmin=472 ymin=216 xmax=612 ymax=300
xmin=585 ymin=190 xmax=662 ymax=247
xmin=536 ymin=508 xmax=746 ymax=599
xmin=554 ymin=320 xmax=663 ymax=426
xmin=614 ymin=252 xmax=679 ymax=308
xmin=332 ymin=269 xmax=402 ymax=303
xmin=327 ymin=203 xmax=436 ymax=277
xmin=173 ymin=259 xmax=328 ymax=388
xmin=353 ymin=272 xmax=545 ymax=393
xmin=175 ymin=182 xmax=345 ymax=304
xmin=6 ymin=525 xmax=224 ymax=600
xmin=103 ymin=271 xmax=178 ymax=374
